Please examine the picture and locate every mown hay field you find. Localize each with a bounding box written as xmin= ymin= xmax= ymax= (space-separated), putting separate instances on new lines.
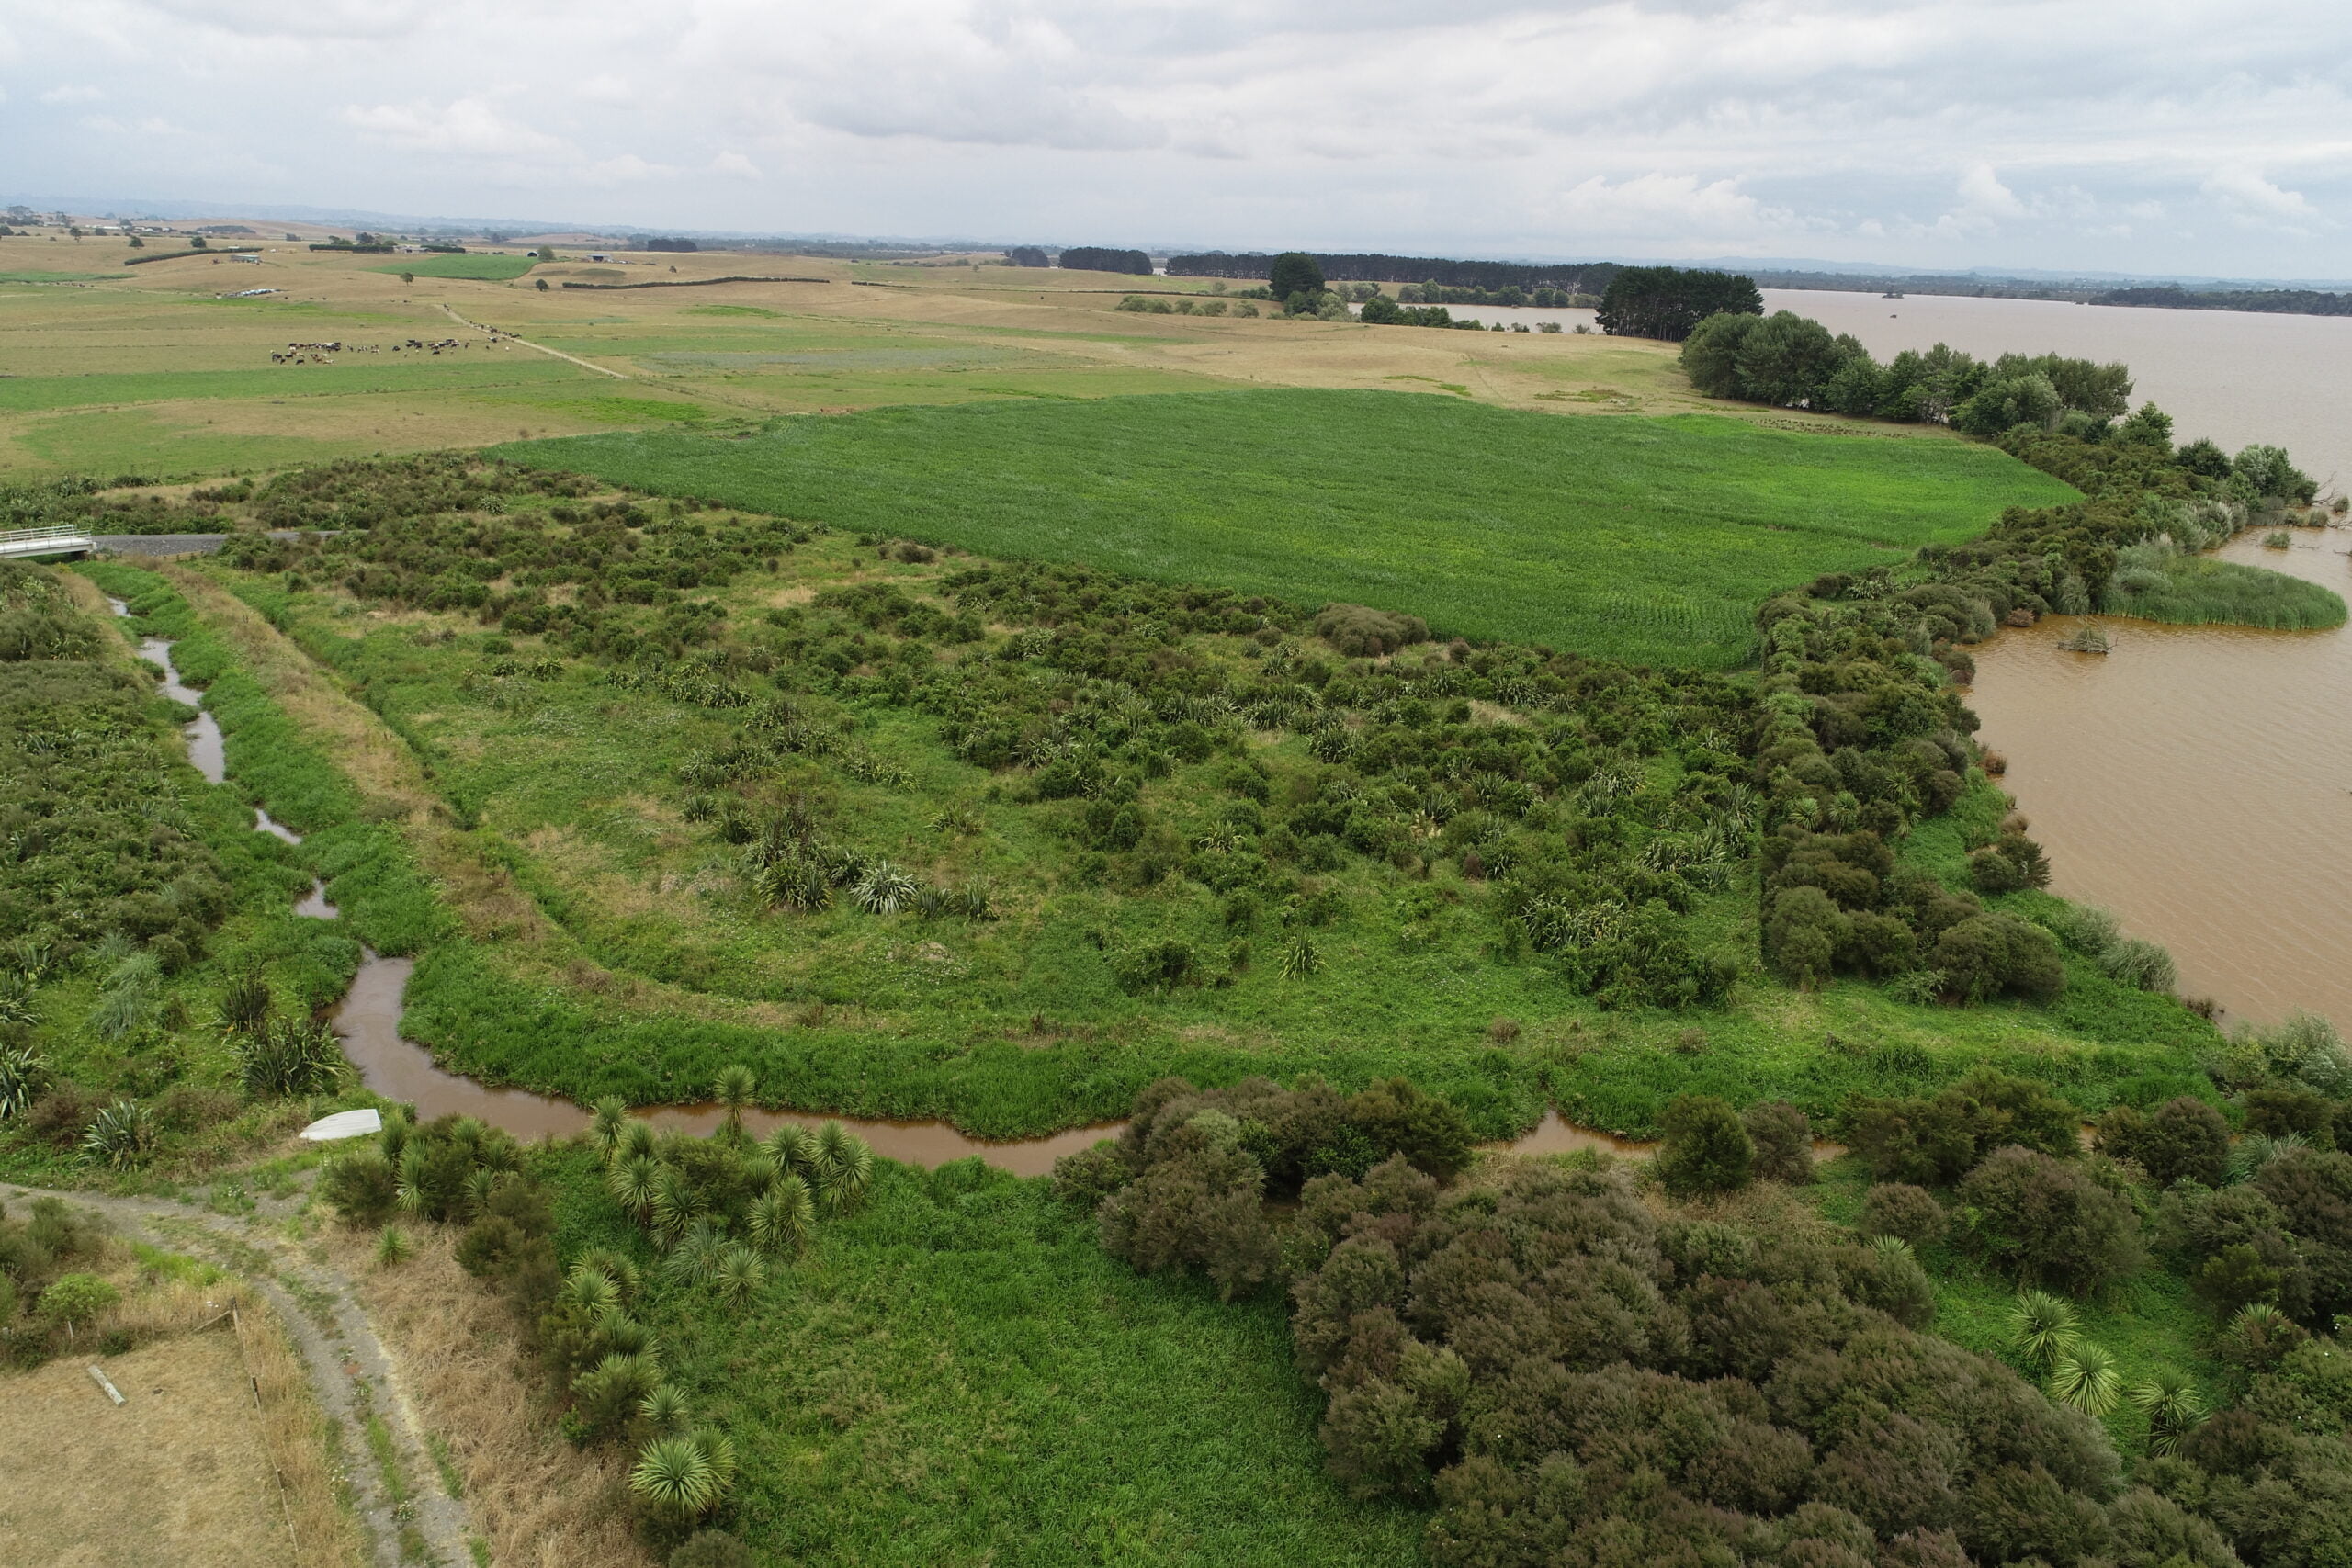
xmin=501 ymin=390 xmax=2079 ymax=667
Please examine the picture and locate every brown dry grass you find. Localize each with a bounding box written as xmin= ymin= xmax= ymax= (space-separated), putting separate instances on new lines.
xmin=0 ymin=1275 xmax=358 ymax=1568
xmin=230 ymin=1288 xmax=369 ymax=1568
xmin=331 ymin=1225 xmax=653 ymax=1568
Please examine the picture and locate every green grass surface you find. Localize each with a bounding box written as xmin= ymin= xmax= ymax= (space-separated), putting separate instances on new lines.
xmin=542 ymin=1146 xmax=1423 ymax=1566
xmin=0 ymin=270 xmax=122 ymax=284
xmin=369 ymin=254 xmax=540 ymax=282
xmin=496 ymin=391 xmax=2078 ymax=668
xmin=2104 ymin=547 xmax=2346 ymax=629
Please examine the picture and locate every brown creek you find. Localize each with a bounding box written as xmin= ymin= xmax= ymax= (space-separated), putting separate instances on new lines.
xmin=110 ymin=598 xmax=1818 ymax=1172
xmin=114 ymin=598 xmax=339 ymax=918
xmin=1968 ymin=529 xmax=2352 ymax=1032
xmin=325 ymin=953 xmax=1686 ymax=1172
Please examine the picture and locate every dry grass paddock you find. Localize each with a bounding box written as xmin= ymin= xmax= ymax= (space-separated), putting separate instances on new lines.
xmin=0 ymin=1276 xmax=359 ymax=1568
xmin=0 ymin=227 xmax=1917 ymax=479
xmin=330 ymin=1225 xmax=653 ymax=1568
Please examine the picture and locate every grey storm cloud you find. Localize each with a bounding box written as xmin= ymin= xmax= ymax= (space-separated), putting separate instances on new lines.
xmin=5 ymin=0 xmax=2349 ymax=275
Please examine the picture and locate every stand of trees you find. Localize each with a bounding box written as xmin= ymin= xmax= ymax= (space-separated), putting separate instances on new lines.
xmin=1680 ymin=310 xmax=2141 ymax=435
xmin=1397 ymin=283 xmax=1589 ymax=309
xmin=639 ymin=237 xmax=698 ymax=253
xmin=1005 ymin=246 xmax=1049 ymax=268
xmin=1170 ymin=251 xmax=1620 ymax=294
xmin=1595 ymin=267 xmax=1763 ymax=341
xmin=1058 ymin=246 xmax=1152 ymax=276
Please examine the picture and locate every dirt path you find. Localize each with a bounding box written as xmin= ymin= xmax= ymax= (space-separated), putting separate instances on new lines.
xmin=5 ymin=1182 xmax=476 ymax=1568
xmin=437 ymin=302 xmax=629 ymax=379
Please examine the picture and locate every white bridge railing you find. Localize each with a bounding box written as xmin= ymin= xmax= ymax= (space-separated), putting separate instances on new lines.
xmin=0 ymin=525 xmax=96 ymax=558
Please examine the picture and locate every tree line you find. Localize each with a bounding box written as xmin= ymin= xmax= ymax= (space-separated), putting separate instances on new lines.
xmin=1055 ymin=246 xmax=1153 ymax=276
xmin=2091 ymin=285 xmax=2352 ymax=318
xmin=1170 ymin=250 xmax=1621 ymax=294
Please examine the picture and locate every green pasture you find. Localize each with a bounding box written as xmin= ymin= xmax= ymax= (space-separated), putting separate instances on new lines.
xmin=544 ymin=1147 xmax=1423 ymax=1566
xmin=498 ymin=391 xmax=2080 ymax=667
xmin=369 ymin=253 xmax=539 ymax=282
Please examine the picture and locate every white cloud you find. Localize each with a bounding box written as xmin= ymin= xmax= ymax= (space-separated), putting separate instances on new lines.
xmin=140 ymin=0 xmax=431 ymax=40
xmin=343 ymin=97 xmax=571 ymax=159
xmin=1957 ymin=164 xmax=2027 ymax=220
xmin=583 ymin=152 xmax=667 ymax=184
xmin=2201 ymin=168 xmax=2325 ymax=231
xmin=6 ymin=0 xmax=2352 ymax=276
xmin=1553 ymin=173 xmax=1796 ymax=243
xmin=79 ymin=113 xmax=187 ymax=135
xmin=40 ymin=84 xmax=103 ymax=104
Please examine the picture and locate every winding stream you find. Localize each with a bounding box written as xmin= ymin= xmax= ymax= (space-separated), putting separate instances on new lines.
xmin=113 ymin=596 xmax=339 ymax=918
xmin=103 ymin=594 xmax=1801 ymax=1172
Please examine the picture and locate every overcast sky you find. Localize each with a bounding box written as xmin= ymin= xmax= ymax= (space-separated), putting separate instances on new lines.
xmin=4 ymin=0 xmax=2346 ymax=277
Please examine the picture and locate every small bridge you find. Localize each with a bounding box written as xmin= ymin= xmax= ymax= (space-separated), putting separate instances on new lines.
xmin=0 ymin=525 xmax=96 ymax=561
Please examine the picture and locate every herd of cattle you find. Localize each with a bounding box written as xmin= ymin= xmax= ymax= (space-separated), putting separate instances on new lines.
xmin=270 ymin=335 xmax=500 ymax=365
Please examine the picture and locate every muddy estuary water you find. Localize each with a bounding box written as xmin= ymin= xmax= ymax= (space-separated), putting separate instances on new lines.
xmin=1969 ymin=529 xmax=2352 ymax=1032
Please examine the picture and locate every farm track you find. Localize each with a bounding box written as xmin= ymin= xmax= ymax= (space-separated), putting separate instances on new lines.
xmin=437 ymin=301 xmax=629 ymax=380
xmin=5 ymin=1180 xmax=476 ymax=1568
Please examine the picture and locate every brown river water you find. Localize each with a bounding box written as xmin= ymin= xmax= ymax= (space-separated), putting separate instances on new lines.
xmin=1768 ymin=292 xmax=2352 ymax=1033
xmin=1968 ymin=529 xmax=2352 ymax=1032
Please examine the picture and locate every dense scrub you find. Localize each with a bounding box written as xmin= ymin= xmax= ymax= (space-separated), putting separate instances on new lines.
xmin=324 ymin=1108 xmax=750 ymax=1550
xmin=0 ymin=567 xmax=230 ymax=967
xmin=0 ymin=562 xmax=411 ymax=1180
xmin=1741 ymin=416 xmax=2341 ymax=998
xmin=219 ymin=497 xmax=1765 ymax=1020
xmin=157 ymin=450 xmax=2233 ymax=1138
xmin=1064 ymin=1079 xmax=2145 ymax=1568
xmin=1069 ymin=1043 xmax=2352 ymax=1568
xmin=323 ymin=1098 xmax=1431 ymax=1563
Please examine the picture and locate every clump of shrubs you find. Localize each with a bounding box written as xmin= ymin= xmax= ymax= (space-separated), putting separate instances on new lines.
xmin=1762 ymin=828 xmax=2064 ymax=1002
xmin=2095 ymin=1094 xmax=2229 ymax=1187
xmin=0 ymin=1195 xmax=113 ymax=1366
xmin=1284 ymin=1155 xmax=2123 ymax=1565
xmin=1859 ymin=1182 xmax=1947 ymax=1246
xmin=1838 ymin=1069 xmax=2082 ymax=1186
xmin=1313 ymin=603 xmax=1430 ymax=657
xmin=1741 ymin=1099 xmax=1815 ymax=1184
xmin=1056 ymin=1075 xmax=1475 ymax=1299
